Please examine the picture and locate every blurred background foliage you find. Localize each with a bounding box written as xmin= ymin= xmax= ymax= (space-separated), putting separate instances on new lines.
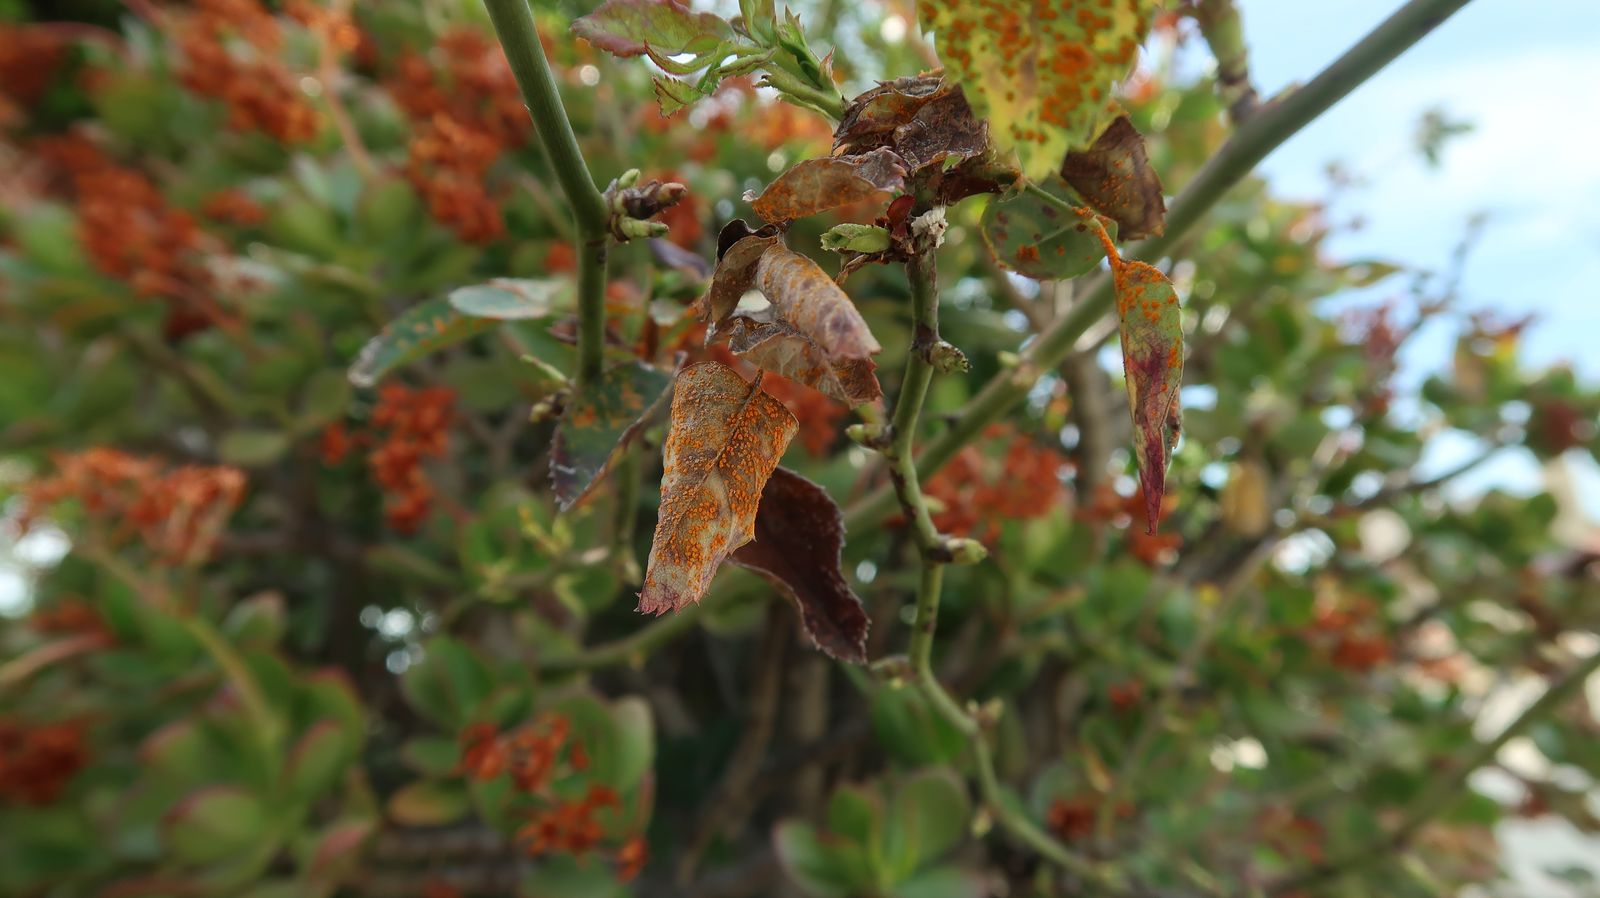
xmin=1 ymin=1 xmax=1599 ymax=897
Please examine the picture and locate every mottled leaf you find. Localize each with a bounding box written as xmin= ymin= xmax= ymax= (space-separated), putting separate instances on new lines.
xmin=888 ymin=84 xmax=989 ymax=172
xmin=349 ymin=298 xmax=495 ymax=388
xmin=919 ymin=0 xmax=1155 ymax=179
xmin=980 ymin=177 xmax=1112 ymax=280
xmin=448 ymin=277 xmax=570 ymax=320
xmin=551 ymin=361 xmax=676 ymax=510
xmin=731 ymin=467 xmax=869 ymax=662
xmin=639 ymin=362 xmax=798 ymax=614
xmin=835 ymin=74 xmax=945 ymax=153
xmin=571 ymin=0 xmax=734 ymax=58
xmin=1112 ymin=258 xmax=1183 ymax=532
xmin=750 ymin=147 xmax=908 ymax=224
xmin=755 ymin=244 xmax=882 ymax=360
xmin=704 ymin=224 xmax=781 ymax=325
xmin=717 ymin=309 xmax=882 ymax=407
xmin=1060 ymin=116 xmax=1165 ymax=240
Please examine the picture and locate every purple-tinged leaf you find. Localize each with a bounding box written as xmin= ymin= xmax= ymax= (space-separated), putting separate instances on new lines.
xmin=572 ymin=0 xmax=734 ymax=58
xmin=1112 ymin=258 xmax=1183 ymax=533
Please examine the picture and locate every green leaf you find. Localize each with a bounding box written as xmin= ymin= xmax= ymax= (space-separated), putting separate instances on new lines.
xmin=222 ymin=592 xmax=287 ymax=649
xmin=162 ymin=786 xmax=269 ymax=865
xmin=305 ymin=818 xmax=376 ymax=884
xmin=572 ymin=0 xmax=735 ymax=58
xmin=348 ymin=298 xmax=496 ymax=388
xmin=521 ymin=854 xmax=631 ymax=898
xmin=448 ymin=277 xmax=571 ymax=320
xmin=918 ymin=0 xmax=1155 ymax=179
xmin=284 ymin=719 xmax=351 ymax=801
xmin=218 ymin=429 xmax=291 ymax=467
xmin=400 ymin=637 xmax=494 ymax=728
xmin=891 ymin=867 xmax=988 ymax=898
xmin=826 ymin=784 xmax=884 ymax=846
xmin=551 ymin=360 xmax=675 ymax=510
xmin=1111 ymin=257 xmax=1184 ymax=532
xmin=981 ymin=178 xmax=1112 ymax=280
xmin=772 ymin=821 xmax=873 ymax=897
xmin=884 ymin=768 xmax=971 ymax=875
xmin=386 ymin=780 xmax=471 ymax=827
xmin=298 ymin=368 xmax=352 ymax=431
xmin=400 ymin=736 xmax=461 ymax=777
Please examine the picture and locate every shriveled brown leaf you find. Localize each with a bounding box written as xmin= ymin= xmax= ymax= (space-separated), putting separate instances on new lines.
xmin=639 ymin=361 xmax=798 ymax=614
xmin=754 ymin=244 xmax=882 ymax=360
xmin=834 ymin=74 xmax=943 ymax=153
xmin=731 ymin=467 xmax=869 ymax=663
xmin=717 ymin=308 xmax=882 ymax=407
xmin=703 ymin=223 xmax=781 ymax=325
xmin=749 ymin=147 xmax=907 ymax=224
xmin=1061 ymin=116 xmax=1166 ymax=241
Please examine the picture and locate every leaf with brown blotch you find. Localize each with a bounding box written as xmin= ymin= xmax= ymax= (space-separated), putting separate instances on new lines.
xmin=730 ymin=467 xmax=869 ymax=663
xmin=887 ymin=84 xmax=988 ymax=172
xmin=1061 ymin=116 xmax=1166 ymax=240
xmin=717 ymin=309 xmax=883 ymax=407
xmin=754 ymin=244 xmax=882 ymax=360
xmin=639 ymin=362 xmax=798 ymax=615
xmin=571 ymin=0 xmax=733 ymax=59
xmin=1112 ymin=257 xmax=1183 ymax=534
xmin=703 ymin=226 xmax=781 ymax=325
xmin=749 ymin=147 xmax=907 ymax=224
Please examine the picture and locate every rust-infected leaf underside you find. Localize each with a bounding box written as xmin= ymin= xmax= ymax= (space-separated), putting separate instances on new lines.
xmin=639 ymin=361 xmax=798 ymax=614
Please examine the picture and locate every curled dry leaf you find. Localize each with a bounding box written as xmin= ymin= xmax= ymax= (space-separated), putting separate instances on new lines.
xmin=550 ymin=360 xmax=677 ymax=510
xmin=704 ymin=224 xmax=781 ymax=325
xmin=918 ymin=0 xmax=1155 ymax=179
xmin=749 ymin=147 xmax=908 ymax=224
xmin=980 ymin=176 xmax=1110 ymax=280
xmin=639 ymin=361 xmax=798 ymax=614
xmin=717 ymin=309 xmax=882 ymax=407
xmin=754 ymin=244 xmax=882 ymax=360
xmin=835 ymin=75 xmax=988 ymax=173
xmin=1060 ymin=116 xmax=1166 ymax=240
xmin=1111 ymin=257 xmax=1183 ymax=533
xmin=571 ymin=0 xmax=733 ymax=58
xmin=730 ymin=467 xmax=869 ymax=663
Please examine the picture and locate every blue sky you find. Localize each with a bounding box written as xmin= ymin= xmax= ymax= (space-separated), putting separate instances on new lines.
xmin=1236 ymin=0 xmax=1600 ymax=518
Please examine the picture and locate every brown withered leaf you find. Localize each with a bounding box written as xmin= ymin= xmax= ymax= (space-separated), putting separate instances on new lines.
xmin=755 ymin=244 xmax=882 ymax=360
xmin=834 ymin=74 xmax=944 ymax=155
xmin=717 ymin=308 xmax=883 ymax=407
xmin=731 ymin=467 xmax=869 ymax=663
xmin=749 ymin=147 xmax=907 ymax=224
xmin=703 ymin=224 xmax=781 ymax=325
xmin=639 ymin=362 xmax=798 ymax=614
xmin=1061 ymin=116 xmax=1166 ymax=241
xmin=888 ymin=85 xmax=988 ymax=171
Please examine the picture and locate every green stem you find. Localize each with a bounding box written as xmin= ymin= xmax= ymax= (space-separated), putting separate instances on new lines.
xmin=890 ymin=251 xmax=1120 ymax=890
xmin=538 ymin=588 xmax=719 ymax=676
xmin=1269 ymin=647 xmax=1600 ymax=895
xmin=841 ymin=0 xmax=1475 ymax=532
xmin=482 ymin=0 xmax=610 ymax=385
xmin=762 ymin=64 xmax=846 ymax=120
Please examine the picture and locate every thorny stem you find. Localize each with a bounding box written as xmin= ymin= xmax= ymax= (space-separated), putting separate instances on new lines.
xmin=842 ymin=0 xmax=1476 ymax=533
xmin=890 ymin=250 xmax=1122 ymax=889
xmin=1269 ymin=646 xmax=1600 ymax=895
xmin=482 ymin=0 xmax=610 ymax=386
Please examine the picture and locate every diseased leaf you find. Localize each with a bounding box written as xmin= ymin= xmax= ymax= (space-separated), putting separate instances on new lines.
xmin=448 ymin=277 xmax=570 ymax=320
xmin=731 ymin=467 xmax=869 ymax=662
xmin=349 ymin=299 xmax=495 ymax=388
xmin=755 ymin=244 xmax=882 ymax=360
xmin=980 ymin=177 xmax=1112 ymax=280
xmin=1060 ymin=115 xmax=1166 ymax=240
xmin=704 ymin=224 xmax=782 ymax=325
xmin=919 ymin=0 xmax=1155 ymax=179
xmin=572 ymin=0 xmax=734 ymax=58
xmin=750 ymin=148 xmax=908 ymax=224
xmin=639 ymin=362 xmax=798 ymax=614
xmin=717 ymin=309 xmax=882 ymax=407
xmin=551 ymin=361 xmax=677 ymax=510
xmin=834 ymin=76 xmax=988 ymax=175
xmin=1112 ymin=257 xmax=1183 ymax=533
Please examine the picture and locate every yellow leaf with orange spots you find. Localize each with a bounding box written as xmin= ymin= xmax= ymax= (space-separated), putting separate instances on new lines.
xmin=639 ymin=362 xmax=798 ymax=614
xmin=918 ymin=0 xmax=1156 ymax=180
